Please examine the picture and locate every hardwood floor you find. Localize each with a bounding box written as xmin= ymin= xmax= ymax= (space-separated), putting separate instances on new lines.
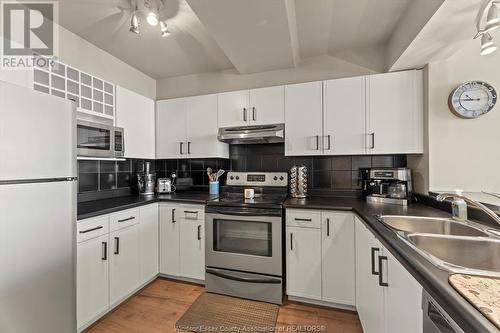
xmin=86 ymin=278 xmax=363 ymax=333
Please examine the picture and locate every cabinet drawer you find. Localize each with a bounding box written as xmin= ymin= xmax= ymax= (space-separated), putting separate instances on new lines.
xmin=177 ymin=205 xmax=204 ymax=221
xmin=77 ymin=216 xmax=109 ymax=243
xmin=110 ymin=208 xmax=139 ymax=232
xmin=286 ymin=209 xmax=321 ymax=228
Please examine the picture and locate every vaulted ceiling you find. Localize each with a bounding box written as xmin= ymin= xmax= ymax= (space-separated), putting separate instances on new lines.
xmin=57 ymin=0 xmax=481 ymax=80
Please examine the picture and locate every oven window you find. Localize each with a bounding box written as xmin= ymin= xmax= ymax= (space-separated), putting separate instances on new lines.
xmin=214 ymin=219 xmax=272 ymax=257
xmin=77 ymin=125 xmax=110 ymax=150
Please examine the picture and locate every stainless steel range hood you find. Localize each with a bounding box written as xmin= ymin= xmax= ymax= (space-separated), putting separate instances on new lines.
xmin=218 ymin=124 xmax=285 ymax=144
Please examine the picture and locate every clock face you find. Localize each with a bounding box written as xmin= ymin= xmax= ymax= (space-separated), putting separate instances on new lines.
xmin=448 ymin=81 xmax=497 ymax=119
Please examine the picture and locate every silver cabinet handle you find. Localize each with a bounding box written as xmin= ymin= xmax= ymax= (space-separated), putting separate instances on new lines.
xmin=295 ymin=218 xmax=312 ymax=222
xmin=79 ymin=226 xmax=103 ymax=234
xmin=101 ymin=242 xmax=107 ymax=261
xmin=371 ymin=247 xmax=380 ymax=275
xmin=114 ymin=237 xmax=119 ymax=255
xmin=327 ymin=135 xmax=332 ymax=150
xmin=290 ymin=233 xmax=293 ymax=250
xmin=197 ymin=225 xmax=201 ymax=240
xmin=378 ymin=255 xmax=388 ymax=287
xmin=243 ymin=108 xmax=247 ymax=121
xmin=326 ymin=218 xmax=330 ymax=237
xmin=187 ymin=142 xmax=191 ymax=154
xmin=315 ymin=135 xmax=320 ymax=150
xmin=172 ymin=208 xmax=176 ymax=223
xmin=370 ymin=133 xmax=375 ymax=149
xmin=118 ymin=216 xmax=135 ymax=223
xmin=252 ymin=107 xmax=256 ymax=121
xmin=179 ymin=142 xmax=184 ymax=155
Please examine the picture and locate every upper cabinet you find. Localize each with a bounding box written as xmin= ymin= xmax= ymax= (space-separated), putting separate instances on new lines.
xmin=366 ymin=70 xmax=423 ymax=154
xmin=156 ymin=94 xmax=229 ymax=159
xmin=218 ymin=86 xmax=284 ymax=128
xmin=285 ymin=70 xmax=423 ymax=156
xmin=115 ymin=86 xmax=155 ymax=159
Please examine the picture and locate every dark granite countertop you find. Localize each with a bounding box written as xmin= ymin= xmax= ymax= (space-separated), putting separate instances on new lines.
xmin=284 ymin=196 xmax=498 ymax=333
xmin=77 ymin=192 xmax=217 ymax=220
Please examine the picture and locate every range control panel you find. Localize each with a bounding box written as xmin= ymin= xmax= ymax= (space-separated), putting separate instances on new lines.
xmin=226 ymin=172 xmax=288 ymax=187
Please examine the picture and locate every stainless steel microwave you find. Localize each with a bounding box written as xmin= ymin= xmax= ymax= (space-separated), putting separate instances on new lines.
xmin=77 ymin=120 xmax=124 ymax=158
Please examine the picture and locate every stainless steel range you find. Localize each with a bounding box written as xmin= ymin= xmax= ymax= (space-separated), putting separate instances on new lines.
xmin=205 ymin=171 xmax=288 ymax=304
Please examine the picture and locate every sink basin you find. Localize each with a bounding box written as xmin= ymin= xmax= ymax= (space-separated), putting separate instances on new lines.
xmin=377 ymin=215 xmax=489 ymax=237
xmin=407 ymin=234 xmax=500 ymax=273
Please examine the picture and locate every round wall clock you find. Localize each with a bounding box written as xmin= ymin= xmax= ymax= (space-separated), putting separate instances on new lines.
xmin=448 ymin=81 xmax=497 ymax=119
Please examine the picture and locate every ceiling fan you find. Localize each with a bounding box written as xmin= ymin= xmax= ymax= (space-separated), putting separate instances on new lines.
xmin=129 ymin=0 xmax=171 ymax=37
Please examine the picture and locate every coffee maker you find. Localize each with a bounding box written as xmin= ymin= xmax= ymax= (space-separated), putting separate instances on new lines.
xmin=361 ymin=168 xmax=412 ymax=206
xmin=137 ymin=162 xmax=156 ymax=195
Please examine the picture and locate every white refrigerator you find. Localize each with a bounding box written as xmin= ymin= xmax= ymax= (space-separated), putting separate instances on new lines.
xmin=0 ymin=80 xmax=77 ymax=332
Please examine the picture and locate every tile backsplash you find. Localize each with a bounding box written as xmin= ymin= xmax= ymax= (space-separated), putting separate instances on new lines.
xmin=77 ymin=143 xmax=406 ymax=200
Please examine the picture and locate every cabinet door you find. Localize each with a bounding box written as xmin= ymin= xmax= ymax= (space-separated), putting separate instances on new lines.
xmin=159 ymin=204 xmax=179 ymax=276
xmin=384 ymin=251 xmax=423 ymax=333
xmin=249 ymin=86 xmax=284 ymax=125
xmin=77 ymin=234 xmax=109 ymax=329
xmin=179 ymin=219 xmax=205 ymax=280
xmin=186 ymin=94 xmax=228 ymax=158
xmin=366 ymin=70 xmax=423 ymax=154
xmin=156 ymin=98 xmax=187 ymax=158
xmin=323 ymin=77 xmax=365 ymax=155
xmin=139 ymin=204 xmax=159 ymax=284
xmin=218 ymin=89 xmax=249 ymax=127
xmin=109 ymin=225 xmax=140 ymax=306
xmin=285 ymin=81 xmax=323 ymax=156
xmin=286 ymin=226 xmax=322 ymax=300
xmin=116 ymin=86 xmax=155 ymax=159
xmin=321 ymin=212 xmax=355 ymax=305
xmin=355 ymin=217 xmax=385 ymax=333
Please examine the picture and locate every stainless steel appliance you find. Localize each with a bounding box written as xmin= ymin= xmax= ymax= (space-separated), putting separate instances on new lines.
xmin=77 ymin=119 xmax=124 ymax=158
xmin=157 ymin=177 xmax=176 ymax=193
xmin=290 ymin=165 xmax=308 ymax=198
xmin=205 ymin=171 xmax=288 ymax=304
xmin=137 ymin=161 xmax=156 ymax=195
xmin=0 ymin=81 xmax=77 ymax=332
xmin=217 ymin=124 xmax=284 ymax=144
xmin=361 ymin=168 xmax=413 ymax=206
xmin=422 ymin=291 xmax=464 ymax=332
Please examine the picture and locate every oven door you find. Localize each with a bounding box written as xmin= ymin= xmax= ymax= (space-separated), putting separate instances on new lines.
xmin=205 ymin=206 xmax=282 ymax=276
xmin=77 ymin=120 xmax=114 ymax=158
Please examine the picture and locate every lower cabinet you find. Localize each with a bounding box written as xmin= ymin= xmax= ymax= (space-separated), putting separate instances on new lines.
xmin=77 ymin=204 xmax=159 ymax=331
xmin=159 ymin=203 xmax=205 ymax=281
xmin=355 ymin=216 xmax=423 ymax=333
xmin=285 ymin=209 xmax=355 ymax=306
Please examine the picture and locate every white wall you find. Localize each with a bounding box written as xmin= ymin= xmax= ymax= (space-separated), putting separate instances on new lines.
xmin=156 ymin=54 xmax=377 ymax=99
xmin=409 ymin=40 xmax=500 ymax=195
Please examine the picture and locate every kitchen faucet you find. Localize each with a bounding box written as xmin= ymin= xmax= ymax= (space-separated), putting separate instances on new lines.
xmin=436 ymin=193 xmax=500 ymax=225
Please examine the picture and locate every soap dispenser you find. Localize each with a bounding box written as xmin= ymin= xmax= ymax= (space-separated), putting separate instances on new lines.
xmin=451 ymin=190 xmax=467 ymax=221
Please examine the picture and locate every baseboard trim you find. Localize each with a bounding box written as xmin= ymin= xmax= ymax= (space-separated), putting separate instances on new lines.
xmin=287 ymin=295 xmax=357 ymax=312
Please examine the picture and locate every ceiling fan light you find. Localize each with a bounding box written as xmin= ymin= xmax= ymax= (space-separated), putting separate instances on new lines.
xmin=480 ymin=33 xmax=498 ymax=55
xmin=129 ymin=13 xmax=139 ymax=34
xmin=146 ymin=11 xmax=159 ymax=26
xmin=484 ymin=3 xmax=500 ymax=32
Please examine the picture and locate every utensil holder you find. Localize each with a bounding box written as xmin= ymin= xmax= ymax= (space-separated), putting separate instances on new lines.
xmin=209 ymin=181 xmax=219 ymax=195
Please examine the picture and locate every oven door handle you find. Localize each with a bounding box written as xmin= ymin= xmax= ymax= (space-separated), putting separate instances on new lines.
xmin=209 ymin=210 xmax=279 ymax=217
xmin=206 ymin=268 xmax=281 ymax=284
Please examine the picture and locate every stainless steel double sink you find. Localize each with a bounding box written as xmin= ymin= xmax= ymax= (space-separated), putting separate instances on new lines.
xmin=377 ymin=215 xmax=500 ymax=276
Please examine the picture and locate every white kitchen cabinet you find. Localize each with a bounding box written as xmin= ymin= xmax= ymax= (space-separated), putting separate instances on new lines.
xmin=285 ymin=81 xmax=323 ymax=156
xmin=116 ymin=86 xmax=155 ymax=159
xmin=109 ymin=224 xmax=140 ymax=306
xmin=0 ymin=67 xmax=33 ymax=89
xmin=156 ymin=95 xmax=228 ymax=159
xmin=384 ymin=251 xmax=423 ymax=333
xmin=355 ymin=217 xmax=385 ymax=333
xmin=321 ymin=212 xmax=355 ymax=305
xmin=323 ymin=76 xmax=366 ymax=155
xmin=159 ymin=203 xmax=180 ymax=276
xmin=156 ymin=97 xmax=188 ymax=159
xmin=77 ymin=233 xmax=109 ymax=329
xmin=139 ymin=203 xmax=159 ymax=284
xmin=286 ymin=225 xmax=322 ymax=300
xmin=366 ymin=70 xmax=423 ymax=154
xmin=179 ymin=219 xmax=205 ymax=280
xmin=218 ymin=86 xmax=284 ymax=128
xmin=355 ymin=217 xmax=423 ymax=333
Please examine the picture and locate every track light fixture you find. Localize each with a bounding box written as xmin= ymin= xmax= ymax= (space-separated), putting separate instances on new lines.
xmin=475 ymin=0 xmax=500 ymax=55
xmin=129 ymin=0 xmax=170 ymax=37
